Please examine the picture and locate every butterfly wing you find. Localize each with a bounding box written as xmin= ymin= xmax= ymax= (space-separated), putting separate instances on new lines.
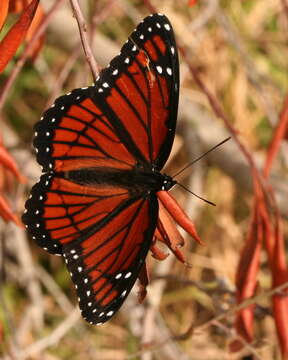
xmin=96 ymin=13 xmax=179 ymax=170
xmin=33 ymin=13 xmax=179 ymax=174
xmin=23 ymin=173 xmax=158 ymax=324
xmin=33 ymin=86 xmax=138 ymax=174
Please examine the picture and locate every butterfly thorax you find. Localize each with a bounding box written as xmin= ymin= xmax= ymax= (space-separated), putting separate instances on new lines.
xmin=64 ymin=167 xmax=176 ymax=194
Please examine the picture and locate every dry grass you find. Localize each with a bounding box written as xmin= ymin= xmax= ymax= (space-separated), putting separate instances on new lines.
xmin=0 ymin=0 xmax=287 ymax=359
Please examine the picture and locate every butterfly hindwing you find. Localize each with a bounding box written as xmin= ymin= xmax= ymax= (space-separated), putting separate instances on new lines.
xmin=65 ymin=194 xmax=158 ymax=325
xmin=23 ymin=172 xmax=158 ymax=324
xmin=23 ymin=173 xmax=134 ymax=254
xmin=23 ymin=173 xmax=63 ymax=255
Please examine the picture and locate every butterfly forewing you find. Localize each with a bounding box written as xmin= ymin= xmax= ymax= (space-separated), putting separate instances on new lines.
xmin=23 ymin=13 xmax=179 ymax=324
xmin=33 ymin=14 xmax=179 ymax=173
xmin=34 ymin=88 xmax=137 ymax=173
xmin=96 ymin=13 xmax=179 ymax=169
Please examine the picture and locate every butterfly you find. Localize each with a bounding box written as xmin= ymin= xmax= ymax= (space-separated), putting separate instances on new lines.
xmin=22 ymin=13 xmax=201 ymax=326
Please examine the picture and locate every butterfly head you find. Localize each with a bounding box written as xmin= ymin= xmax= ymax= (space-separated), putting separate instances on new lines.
xmin=161 ymin=174 xmax=177 ymax=191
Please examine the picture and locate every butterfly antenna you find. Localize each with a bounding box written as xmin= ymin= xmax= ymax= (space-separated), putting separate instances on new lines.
xmin=177 ymin=183 xmax=216 ymax=206
xmin=172 ymin=137 xmax=231 ymax=178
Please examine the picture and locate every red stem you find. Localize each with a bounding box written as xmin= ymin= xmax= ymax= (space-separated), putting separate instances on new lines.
xmin=263 ymin=96 xmax=288 ymax=178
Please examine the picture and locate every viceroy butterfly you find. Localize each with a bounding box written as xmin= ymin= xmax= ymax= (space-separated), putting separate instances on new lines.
xmin=22 ymin=13 xmax=202 ymax=325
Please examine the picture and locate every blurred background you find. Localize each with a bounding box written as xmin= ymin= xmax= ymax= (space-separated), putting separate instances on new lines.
xmin=0 ymin=0 xmax=287 ymax=359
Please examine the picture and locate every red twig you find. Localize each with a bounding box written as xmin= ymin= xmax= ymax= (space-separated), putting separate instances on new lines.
xmin=261 ymin=95 xmax=288 ymax=358
xmin=263 ymin=96 xmax=288 ymax=178
xmin=230 ymin=179 xmax=264 ymax=351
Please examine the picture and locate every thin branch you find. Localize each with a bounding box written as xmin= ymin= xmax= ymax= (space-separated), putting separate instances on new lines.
xmin=46 ymin=0 xmax=115 ymax=108
xmin=12 ymin=225 xmax=44 ymax=331
xmin=69 ymin=0 xmax=99 ymax=83
xmin=216 ymin=10 xmax=279 ymax=126
xmin=179 ymin=99 xmax=288 ymax=218
xmin=36 ymin=266 xmax=74 ymax=314
xmin=140 ymin=256 xmax=174 ymax=360
xmin=263 ymin=95 xmax=288 ymax=178
xmin=188 ymin=0 xmax=219 ymax=32
xmin=127 ymin=281 xmax=288 ymax=359
xmin=199 ymin=283 xmax=288 ymax=332
xmin=180 ymin=47 xmax=262 ymax=182
xmin=212 ymin=320 xmax=262 ymax=359
xmin=20 ymin=308 xmax=81 ymax=359
xmin=0 ymin=232 xmax=21 ymax=358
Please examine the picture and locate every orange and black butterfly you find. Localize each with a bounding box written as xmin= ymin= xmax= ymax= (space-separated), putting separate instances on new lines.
xmin=23 ymin=14 xmax=201 ymax=325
